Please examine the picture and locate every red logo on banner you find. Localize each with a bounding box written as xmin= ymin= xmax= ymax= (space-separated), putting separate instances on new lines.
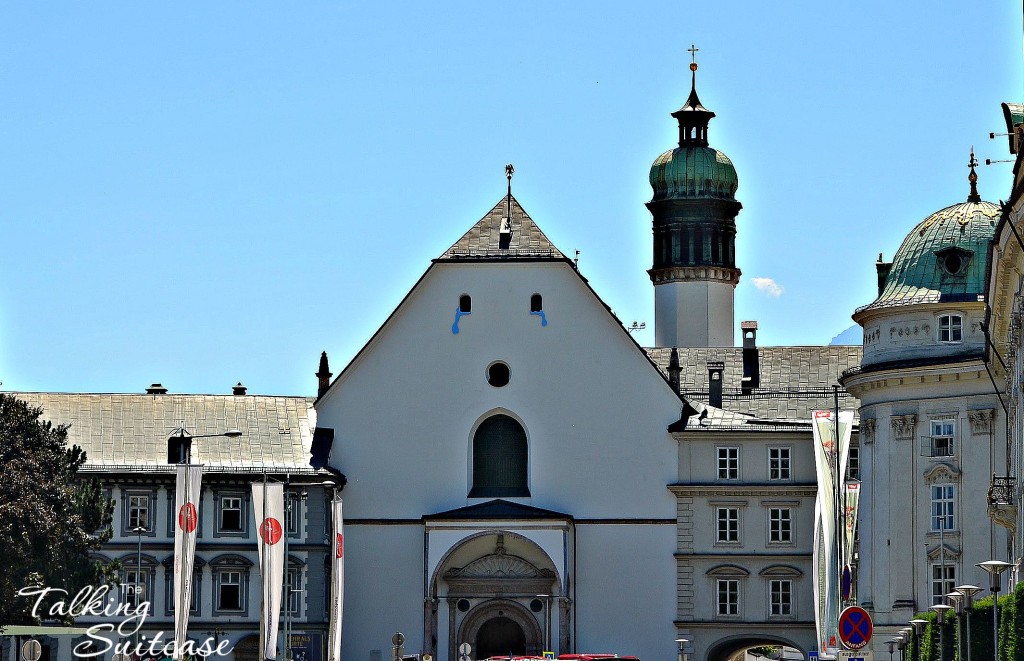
xmin=178 ymin=503 xmax=198 ymax=533
xmin=260 ymin=517 xmax=283 ymax=545
xmin=336 ymin=533 xmax=344 ymax=558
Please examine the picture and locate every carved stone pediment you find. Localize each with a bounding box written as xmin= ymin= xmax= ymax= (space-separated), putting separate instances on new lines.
xmin=968 ymin=409 xmax=996 ymax=435
xmin=445 ymin=553 xmax=554 ymax=580
xmin=926 ymin=543 xmax=961 ymax=563
xmin=923 ymin=463 xmax=961 ymax=484
xmin=891 ymin=414 xmax=917 ymax=440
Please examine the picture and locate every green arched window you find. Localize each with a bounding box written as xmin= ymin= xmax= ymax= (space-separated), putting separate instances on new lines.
xmin=470 ymin=414 xmax=529 ymax=497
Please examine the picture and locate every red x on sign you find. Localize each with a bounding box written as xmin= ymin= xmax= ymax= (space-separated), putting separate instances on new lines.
xmin=838 ymin=606 xmax=873 ymax=650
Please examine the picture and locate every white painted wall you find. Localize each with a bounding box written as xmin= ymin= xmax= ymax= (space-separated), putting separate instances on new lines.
xmin=317 ymin=260 xmax=684 ymax=661
xmin=654 ymin=280 xmax=735 ymax=348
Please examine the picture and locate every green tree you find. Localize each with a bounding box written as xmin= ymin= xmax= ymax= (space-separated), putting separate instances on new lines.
xmin=0 ymin=393 xmax=116 ymax=626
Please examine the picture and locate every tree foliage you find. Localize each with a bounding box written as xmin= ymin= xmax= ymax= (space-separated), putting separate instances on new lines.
xmin=0 ymin=393 xmax=116 ymax=626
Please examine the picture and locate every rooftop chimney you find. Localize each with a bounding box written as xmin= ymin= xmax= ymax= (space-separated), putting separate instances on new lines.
xmin=707 ymin=361 xmax=724 ymax=409
xmin=316 ymin=351 xmax=333 ymax=398
xmin=876 ymin=253 xmax=892 ymax=297
xmin=146 ymin=383 xmax=168 ymax=395
xmin=668 ymin=346 xmax=681 ymax=394
xmin=232 ymin=382 xmax=247 ymax=396
xmin=740 ymin=321 xmax=760 ymax=393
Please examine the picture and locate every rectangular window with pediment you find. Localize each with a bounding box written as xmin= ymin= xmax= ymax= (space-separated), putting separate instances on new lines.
xmin=769 ymin=579 xmax=792 ymax=616
xmin=717 ymin=507 xmax=739 ymax=543
xmin=716 ymin=579 xmax=739 ymax=616
xmin=929 ymin=419 xmax=955 ymax=457
xmin=769 ymin=508 xmax=792 ymax=544
xmin=930 ymin=484 xmax=955 ymax=531
xmin=931 ymin=563 xmax=955 ymax=605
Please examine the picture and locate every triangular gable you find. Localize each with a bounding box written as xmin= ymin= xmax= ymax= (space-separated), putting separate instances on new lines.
xmin=438 ymin=194 xmax=564 ymax=260
xmin=423 ymin=498 xmax=572 ymax=521
xmin=318 ymin=196 xmax=685 ymax=408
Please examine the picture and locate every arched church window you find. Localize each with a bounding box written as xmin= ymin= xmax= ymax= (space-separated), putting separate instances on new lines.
xmin=459 ymin=295 xmax=472 ymax=313
xmin=469 ymin=414 xmax=529 ymax=497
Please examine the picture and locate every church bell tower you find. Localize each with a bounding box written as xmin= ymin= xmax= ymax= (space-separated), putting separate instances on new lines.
xmin=647 ymin=47 xmax=741 ymax=347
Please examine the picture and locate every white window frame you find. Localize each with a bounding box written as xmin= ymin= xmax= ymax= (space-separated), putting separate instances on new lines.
xmin=768 ymin=507 xmax=792 ymax=544
xmin=716 ymin=507 xmax=739 ymax=543
xmin=938 ymin=315 xmax=963 ymax=343
xmin=216 ymin=570 xmax=244 ymax=612
xmin=931 ymin=563 xmax=956 ymax=605
xmin=930 ymin=484 xmax=955 ymax=531
xmin=769 ymin=579 xmax=793 ymax=616
xmin=121 ymin=568 xmax=152 ymax=614
xmin=930 ymin=419 xmax=955 ymax=457
xmin=127 ymin=495 xmax=150 ymax=530
xmin=718 ymin=447 xmax=739 ymax=480
xmin=716 ymin=578 xmax=739 ymax=616
xmin=768 ymin=447 xmax=791 ymax=481
xmin=217 ymin=495 xmax=245 ymax=534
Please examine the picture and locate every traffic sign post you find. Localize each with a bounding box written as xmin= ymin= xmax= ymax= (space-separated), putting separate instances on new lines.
xmin=459 ymin=642 xmax=472 ymax=661
xmin=839 ymin=651 xmax=875 ymax=661
xmin=22 ymin=640 xmax=41 ymax=661
xmin=838 ymin=606 xmax=873 ymax=650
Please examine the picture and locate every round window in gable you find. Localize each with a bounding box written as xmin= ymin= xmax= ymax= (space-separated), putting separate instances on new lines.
xmin=487 ymin=361 xmax=511 ymax=387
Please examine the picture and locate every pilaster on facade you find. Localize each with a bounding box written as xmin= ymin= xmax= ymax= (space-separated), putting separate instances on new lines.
xmin=861 ymin=418 xmax=876 ymax=444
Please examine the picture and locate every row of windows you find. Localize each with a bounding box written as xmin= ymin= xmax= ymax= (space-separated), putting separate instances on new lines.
xmin=458 ymin=294 xmax=544 ymax=314
xmin=121 ymin=491 xmax=303 ymax=537
xmin=715 ymin=578 xmax=794 ymax=617
xmin=716 ymin=507 xmax=794 ymax=545
xmin=121 ymin=565 xmax=304 ymax=616
xmin=715 ymin=447 xmax=860 ymax=481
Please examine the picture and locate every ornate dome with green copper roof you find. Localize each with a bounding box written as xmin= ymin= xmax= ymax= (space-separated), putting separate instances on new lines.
xmin=650 ymin=146 xmax=738 ymax=201
xmin=860 ymin=153 xmax=1000 ymax=311
xmin=648 ymin=58 xmax=738 ymax=202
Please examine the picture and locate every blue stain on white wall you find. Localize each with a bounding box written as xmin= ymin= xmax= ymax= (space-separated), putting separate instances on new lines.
xmin=530 ymin=310 xmax=548 ymax=327
xmin=452 ymin=308 xmax=470 ymax=334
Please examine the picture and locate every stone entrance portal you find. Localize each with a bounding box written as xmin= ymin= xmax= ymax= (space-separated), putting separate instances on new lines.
xmin=476 ymin=616 xmax=527 ymax=659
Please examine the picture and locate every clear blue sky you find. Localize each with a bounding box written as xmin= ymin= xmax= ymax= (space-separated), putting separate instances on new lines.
xmin=2 ymin=2 xmax=1022 ymax=397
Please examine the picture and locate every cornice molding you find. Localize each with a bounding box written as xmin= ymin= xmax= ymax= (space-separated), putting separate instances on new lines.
xmin=648 ymin=265 xmax=741 ymax=286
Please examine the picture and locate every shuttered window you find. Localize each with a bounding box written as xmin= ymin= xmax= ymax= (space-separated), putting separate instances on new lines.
xmin=470 ymin=414 xmax=529 ymax=497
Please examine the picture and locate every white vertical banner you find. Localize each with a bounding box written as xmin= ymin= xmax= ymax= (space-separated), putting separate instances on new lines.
xmin=173 ymin=465 xmax=203 ymax=660
xmin=810 ymin=410 xmax=852 ymax=658
xmin=844 ymin=482 xmax=861 ymax=566
xmin=253 ymin=481 xmax=286 ymax=661
xmin=327 ymin=495 xmax=345 ymax=661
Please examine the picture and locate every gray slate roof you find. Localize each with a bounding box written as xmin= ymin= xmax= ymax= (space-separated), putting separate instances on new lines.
xmin=10 ymin=392 xmax=318 ymax=473
xmin=439 ymin=195 xmax=565 ymax=260
xmin=646 ymin=345 xmax=863 ymax=420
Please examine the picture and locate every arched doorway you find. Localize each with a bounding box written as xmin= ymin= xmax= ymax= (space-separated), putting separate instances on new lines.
xmin=459 ymin=599 xmax=542 ymax=659
xmin=476 ymin=616 xmax=527 ymax=659
xmin=705 ymin=635 xmax=807 ymax=661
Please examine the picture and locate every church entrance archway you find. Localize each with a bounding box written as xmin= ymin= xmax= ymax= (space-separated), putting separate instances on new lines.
xmin=459 ymin=599 xmax=542 ymax=660
xmin=476 ymin=616 xmax=527 ymax=659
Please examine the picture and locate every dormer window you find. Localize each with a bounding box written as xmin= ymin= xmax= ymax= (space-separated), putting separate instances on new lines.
xmin=935 ymin=247 xmax=971 ymax=276
xmin=938 ymin=314 xmax=963 ymax=343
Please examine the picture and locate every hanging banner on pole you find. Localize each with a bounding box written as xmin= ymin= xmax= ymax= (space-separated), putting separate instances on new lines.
xmin=811 ymin=409 xmax=853 ymax=659
xmin=253 ymin=481 xmax=285 ymax=661
xmin=173 ymin=464 xmax=203 ymax=661
xmin=844 ymin=482 xmax=861 ymax=567
xmin=327 ymin=495 xmax=345 ymax=661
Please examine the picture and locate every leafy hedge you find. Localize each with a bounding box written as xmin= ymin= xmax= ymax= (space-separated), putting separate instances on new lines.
xmin=909 ymin=582 xmax=1024 ymax=661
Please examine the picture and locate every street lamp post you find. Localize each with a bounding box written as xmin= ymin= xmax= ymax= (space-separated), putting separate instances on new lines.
xmin=945 ymin=591 xmax=963 ymax=661
xmin=886 ymin=639 xmax=897 ymax=661
xmin=931 ymin=604 xmax=954 ymax=661
xmin=898 ymin=630 xmax=912 ymax=661
xmin=911 ymin=619 xmax=929 ymax=661
xmin=954 ymin=585 xmax=982 ymax=661
xmin=676 ymin=638 xmax=690 ymax=661
xmin=130 ymin=525 xmax=147 ymax=651
xmin=976 ymin=561 xmax=1014 ymax=661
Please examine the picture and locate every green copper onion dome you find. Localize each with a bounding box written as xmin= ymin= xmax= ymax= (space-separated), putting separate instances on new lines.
xmin=863 ymin=152 xmax=999 ymax=311
xmin=649 ymin=61 xmax=738 ymax=202
xmin=649 ymin=147 xmax=738 ymax=201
